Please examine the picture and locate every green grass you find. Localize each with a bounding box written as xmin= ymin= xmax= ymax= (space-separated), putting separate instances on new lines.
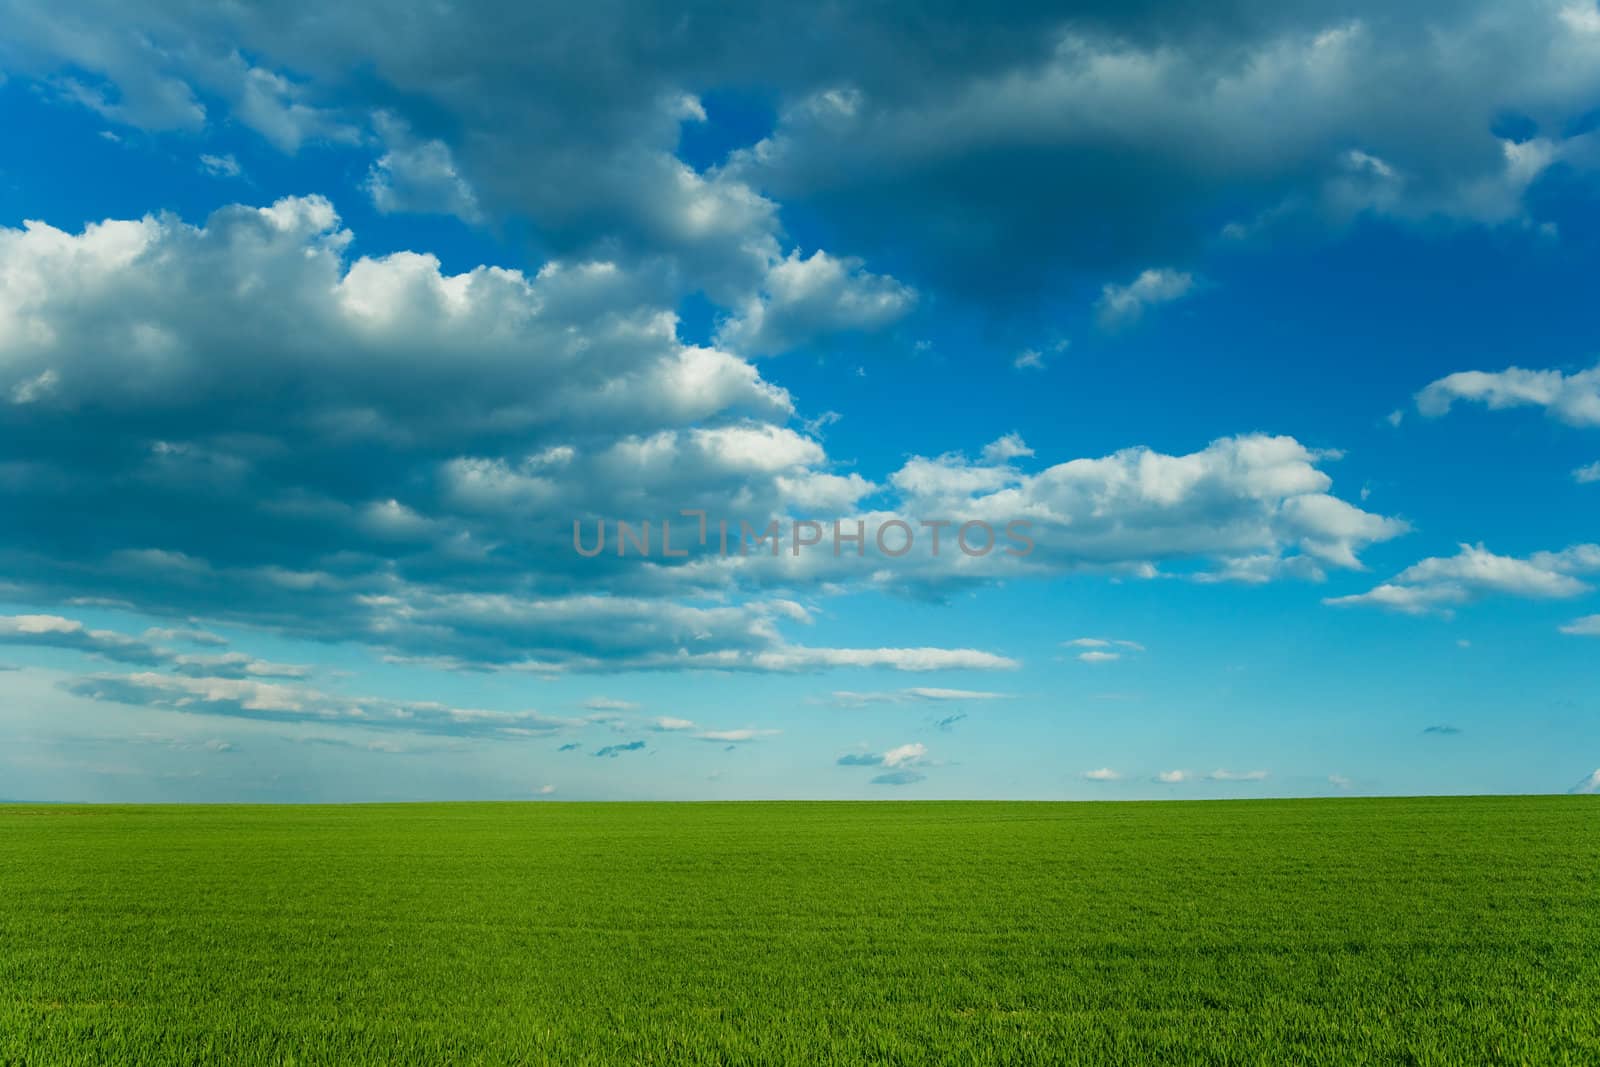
xmin=1 ymin=797 xmax=1597 ymax=1065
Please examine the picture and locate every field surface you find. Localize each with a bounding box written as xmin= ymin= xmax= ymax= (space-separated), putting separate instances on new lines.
xmin=1 ymin=797 xmax=1597 ymax=1064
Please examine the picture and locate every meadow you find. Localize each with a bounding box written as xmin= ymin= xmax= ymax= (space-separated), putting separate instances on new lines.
xmin=1 ymin=797 xmax=1596 ymax=1065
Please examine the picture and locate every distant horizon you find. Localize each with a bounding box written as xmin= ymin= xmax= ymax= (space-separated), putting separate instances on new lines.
xmin=3 ymin=791 xmax=1596 ymax=807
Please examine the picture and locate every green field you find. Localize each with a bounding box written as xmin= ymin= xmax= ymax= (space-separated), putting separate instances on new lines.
xmin=2 ymin=797 xmax=1597 ymax=1065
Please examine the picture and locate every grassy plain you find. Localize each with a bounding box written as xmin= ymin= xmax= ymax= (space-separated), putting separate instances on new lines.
xmin=1 ymin=797 xmax=1597 ymax=1064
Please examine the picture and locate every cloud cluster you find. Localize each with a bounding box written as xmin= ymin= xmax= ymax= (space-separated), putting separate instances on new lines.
xmin=1326 ymin=542 xmax=1600 ymax=616
xmin=0 ymin=200 xmax=1407 ymax=672
xmin=0 ymin=198 xmax=1002 ymax=673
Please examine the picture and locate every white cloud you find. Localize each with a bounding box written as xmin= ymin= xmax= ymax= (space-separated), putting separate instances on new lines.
xmin=1207 ymin=769 xmax=1269 ymax=782
xmin=694 ymin=728 xmax=780 ymax=743
xmin=1328 ymin=774 xmax=1352 ymax=789
xmin=1066 ymin=637 xmax=1144 ymax=651
xmin=1154 ymin=769 xmax=1192 ymax=783
xmin=752 ymin=647 xmax=1019 ymax=672
xmin=650 ymin=716 xmax=697 ymax=731
xmin=1574 ymin=462 xmax=1600 ymax=484
xmin=980 ymin=433 xmax=1034 ymax=464
xmin=1570 ymin=769 xmax=1600 ymax=795
xmin=0 ymin=196 xmax=1401 ymax=674
xmin=1083 ymin=767 xmax=1120 ymax=781
xmin=1077 ymin=651 xmax=1120 ymax=663
xmin=0 ymin=198 xmax=1025 ymax=674
xmin=1095 ymin=269 xmax=1194 ymax=329
xmin=1559 ymin=615 xmax=1600 ymax=636
xmin=1417 ymin=364 xmax=1600 ymax=427
xmin=715 ymin=249 xmax=915 ymax=356
xmin=1326 ymin=542 xmax=1600 ymax=616
xmin=878 ymin=434 xmax=1405 ymax=584
xmin=881 ymin=742 xmax=927 ymax=768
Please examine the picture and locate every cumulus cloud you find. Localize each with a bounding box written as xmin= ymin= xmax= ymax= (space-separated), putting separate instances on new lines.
xmin=0 ymin=197 xmax=1027 ymax=674
xmin=1560 ymin=614 xmax=1600 ymax=636
xmin=1083 ymin=767 xmax=1119 ymax=781
xmin=869 ymin=433 xmax=1406 ymax=588
xmin=1574 ymin=462 xmax=1600 ymax=484
xmin=1095 ymin=269 xmax=1194 ymax=329
xmin=364 ymin=111 xmax=483 ymax=222
xmin=1416 ymin=364 xmax=1600 ymax=426
xmin=1570 ymin=769 xmax=1600 ymax=795
xmin=1154 ymin=769 xmax=1192 ymax=783
xmin=0 ymin=196 xmax=1403 ymax=678
xmin=715 ymin=249 xmax=915 ymax=356
xmin=1325 ymin=542 xmax=1600 ymax=616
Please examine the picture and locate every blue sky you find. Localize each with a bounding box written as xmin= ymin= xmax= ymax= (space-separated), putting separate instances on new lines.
xmin=1 ymin=1 xmax=1598 ymax=801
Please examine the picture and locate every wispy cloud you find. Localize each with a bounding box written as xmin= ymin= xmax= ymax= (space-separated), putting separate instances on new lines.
xmin=1206 ymin=769 xmax=1268 ymax=782
xmin=829 ymin=687 xmax=1009 ymax=706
